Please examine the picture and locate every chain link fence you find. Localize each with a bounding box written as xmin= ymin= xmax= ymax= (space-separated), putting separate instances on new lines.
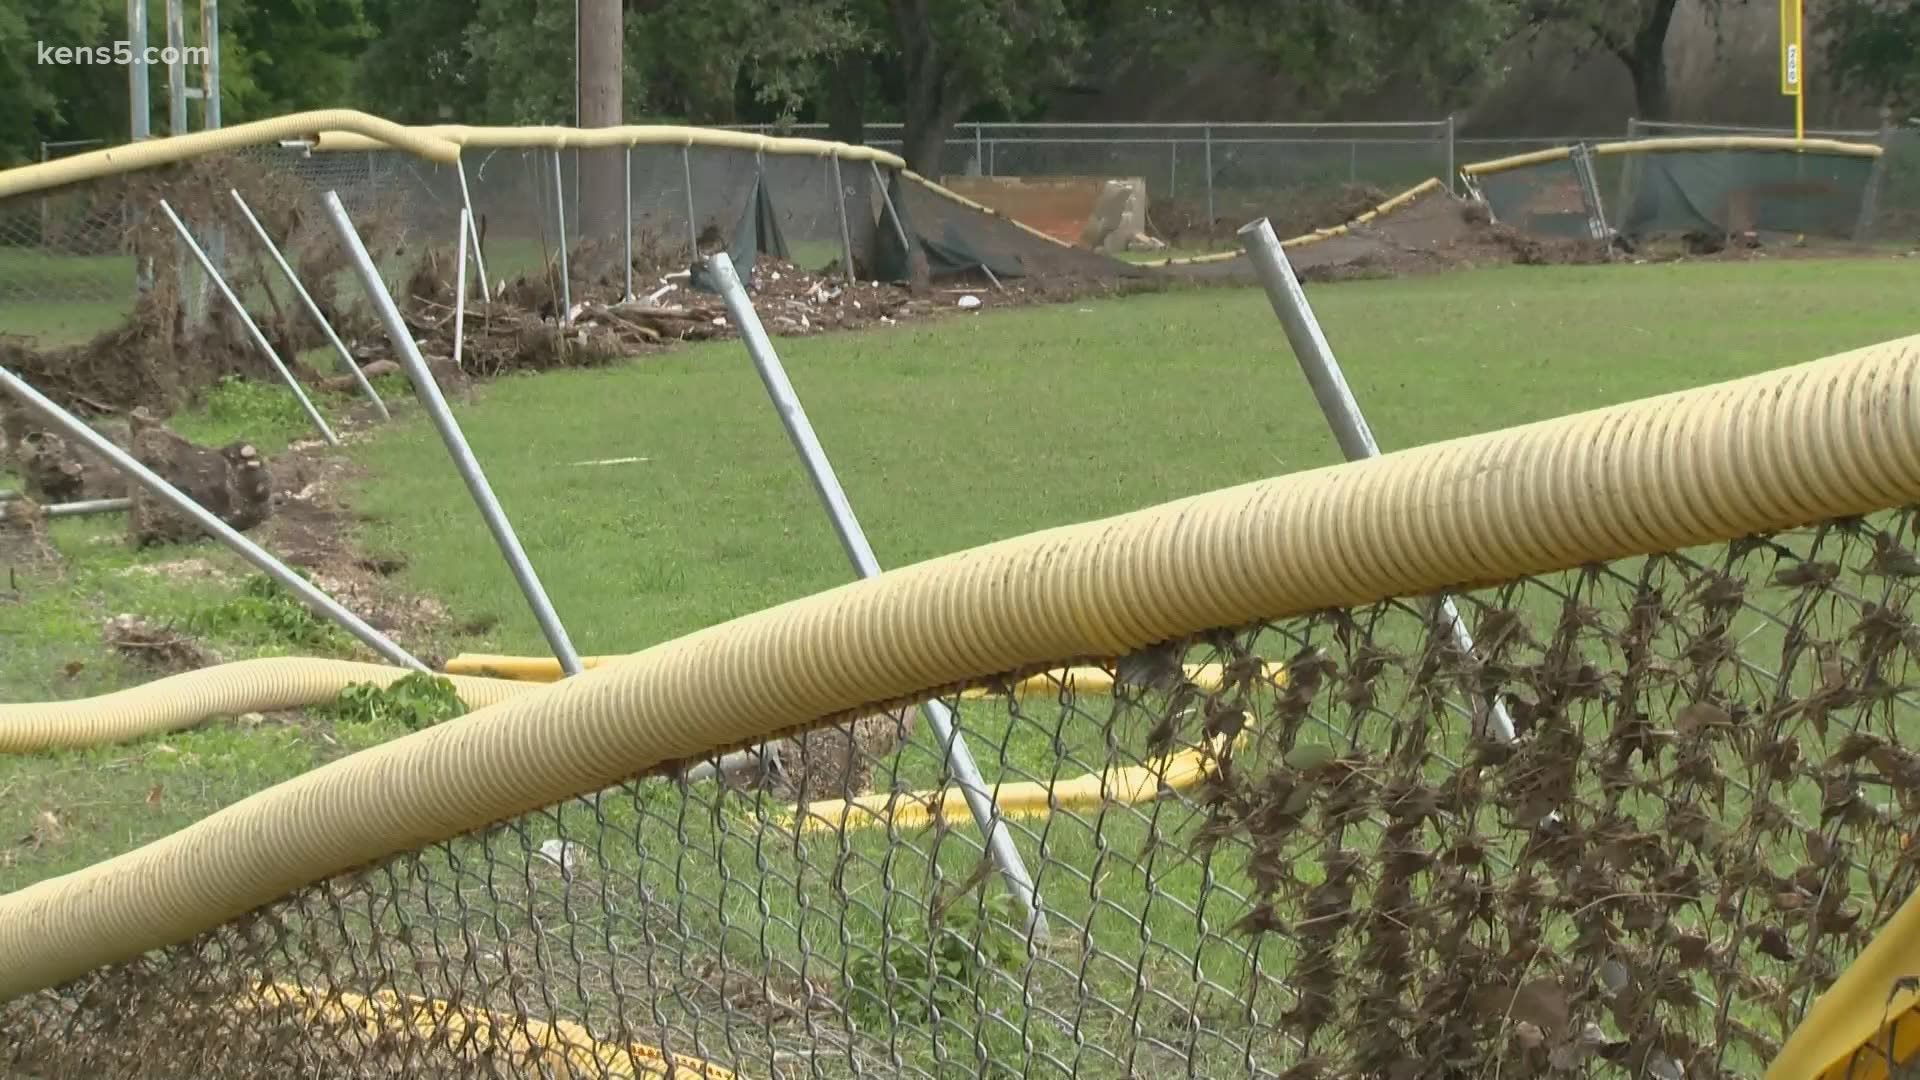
xmin=7 ymin=501 xmax=1920 ymax=1076
xmin=1626 ymin=118 xmax=1920 ymax=245
xmin=0 ymin=118 xmax=1908 ymax=364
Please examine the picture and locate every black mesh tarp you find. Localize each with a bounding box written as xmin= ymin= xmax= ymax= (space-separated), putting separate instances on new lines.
xmin=1617 ymin=147 xmax=1877 ymax=238
xmin=867 ymin=173 xmax=1151 ymax=286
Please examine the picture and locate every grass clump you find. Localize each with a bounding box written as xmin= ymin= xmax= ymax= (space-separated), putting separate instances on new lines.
xmin=187 ymin=573 xmax=345 ymax=652
xmin=315 ymin=672 xmax=467 ymax=731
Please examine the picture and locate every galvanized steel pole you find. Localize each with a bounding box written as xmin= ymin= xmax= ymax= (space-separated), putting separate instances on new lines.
xmin=550 ymin=150 xmax=573 ymax=324
xmin=455 ymin=160 xmax=491 ymax=300
xmin=870 ymin=162 xmax=910 ymax=255
xmin=621 ymin=146 xmax=634 ymax=301
xmin=704 ymin=251 xmax=1047 ymax=937
xmin=1239 ymin=218 xmax=1517 ymax=743
xmin=127 ymin=0 xmax=150 ymax=141
xmin=45 ymin=497 xmax=132 ymax=518
xmin=681 ymin=146 xmax=699 ymax=256
xmin=229 ymin=190 xmax=388 ymax=420
xmin=325 ymin=193 xmax=585 ymax=677
xmin=830 ymin=153 xmax=857 ymax=285
xmin=0 ymin=364 xmax=424 ymax=671
xmin=158 ymin=200 xmax=338 ymax=446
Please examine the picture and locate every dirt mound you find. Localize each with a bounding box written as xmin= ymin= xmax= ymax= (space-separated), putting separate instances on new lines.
xmin=1163 ymin=187 xmax=1611 ymax=284
xmin=1150 ymin=183 xmax=1393 ymax=249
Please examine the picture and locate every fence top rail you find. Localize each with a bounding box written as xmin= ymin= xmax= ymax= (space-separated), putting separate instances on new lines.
xmin=1463 ymin=134 xmax=1884 ymax=176
xmin=729 ymin=119 xmax=1452 ymax=132
xmin=1629 ymin=116 xmax=1885 ymax=139
xmin=1 ymin=330 xmax=1918 ymax=1003
xmin=310 ymin=123 xmax=906 ymax=167
xmin=0 ymin=109 xmax=461 ymax=200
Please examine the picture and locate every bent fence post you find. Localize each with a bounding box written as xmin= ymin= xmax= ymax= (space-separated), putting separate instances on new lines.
xmin=158 ymin=199 xmax=339 ymax=447
xmin=455 ymin=159 xmax=491 ymax=301
xmin=550 ymin=150 xmax=573 ymax=325
xmin=1239 ymin=217 xmax=1517 ymax=744
xmin=622 ymin=146 xmax=635 ymax=302
xmin=229 ymin=189 xmax=389 ymax=421
xmin=830 ymin=152 xmax=857 ymax=285
xmin=681 ymin=145 xmax=699 ymax=257
xmin=704 ymin=250 xmax=1049 ymax=938
xmin=45 ymin=497 xmax=131 ymax=518
xmin=0 ymin=363 xmax=424 ymax=671
xmin=324 ymin=193 xmax=585 ymax=678
xmin=870 ymin=162 xmax=911 ymax=258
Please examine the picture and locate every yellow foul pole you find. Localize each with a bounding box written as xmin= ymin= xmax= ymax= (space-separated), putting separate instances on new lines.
xmin=1782 ymin=0 xmax=1806 ymax=139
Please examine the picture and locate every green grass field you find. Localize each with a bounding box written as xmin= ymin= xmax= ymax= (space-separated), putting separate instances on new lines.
xmin=4 ymin=258 xmax=1920 ymax=1074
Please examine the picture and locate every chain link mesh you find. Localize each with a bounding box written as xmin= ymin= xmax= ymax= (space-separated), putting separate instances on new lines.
xmin=7 ymin=504 xmax=1920 ymax=1076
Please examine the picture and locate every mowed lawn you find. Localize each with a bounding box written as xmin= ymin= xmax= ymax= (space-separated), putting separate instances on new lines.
xmin=3 ymin=258 xmax=1919 ymax=1075
xmin=350 ymin=257 xmax=1920 ymax=659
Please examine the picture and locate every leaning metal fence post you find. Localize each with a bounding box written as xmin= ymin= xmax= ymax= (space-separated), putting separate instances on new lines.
xmin=704 ymin=251 xmax=1048 ymax=938
xmin=550 ymin=150 xmax=573 ymax=325
xmin=1203 ymin=124 xmax=1215 ymax=226
xmin=622 ymin=145 xmax=635 ymax=301
xmin=1238 ymin=218 xmax=1517 ymax=744
xmin=0 ymin=363 xmax=424 ymax=670
xmin=324 ymin=193 xmax=585 ymax=677
xmin=870 ymin=162 xmax=911 ymax=256
xmin=455 ymin=159 xmax=491 ymax=300
xmin=681 ymin=145 xmax=699 ymax=257
xmin=229 ymin=190 xmax=389 ymax=421
xmin=1445 ymin=114 xmax=1457 ymax=194
xmin=830 ymin=152 xmax=857 ymax=284
xmin=157 ymin=199 xmax=338 ymax=447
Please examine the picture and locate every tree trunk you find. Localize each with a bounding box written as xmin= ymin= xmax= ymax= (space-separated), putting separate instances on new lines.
xmin=825 ymin=52 xmax=868 ymax=147
xmin=902 ymin=89 xmax=972 ymax=177
xmin=890 ymin=0 xmax=970 ymax=174
xmin=1628 ymin=56 xmax=1671 ymax=120
xmin=125 ymin=408 xmax=273 ymax=547
xmin=1624 ymin=0 xmax=1681 ymax=120
xmin=576 ymin=0 xmax=625 ymax=277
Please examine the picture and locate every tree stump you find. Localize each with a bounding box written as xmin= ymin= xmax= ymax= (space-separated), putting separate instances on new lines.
xmin=126 ymin=408 xmax=273 ymax=547
xmin=0 ymin=498 xmax=54 ymax=570
xmin=766 ymin=705 xmax=919 ymax=805
xmin=5 ymin=404 xmax=130 ymax=504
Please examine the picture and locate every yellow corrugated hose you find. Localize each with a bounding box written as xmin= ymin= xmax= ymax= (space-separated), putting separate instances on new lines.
xmin=446 ymin=653 xmax=1285 ymax=696
xmin=242 ymin=981 xmax=732 ymax=1079
xmin=0 ymin=658 xmax=537 ymax=753
xmin=1 ymin=334 xmax=1918 ymax=1006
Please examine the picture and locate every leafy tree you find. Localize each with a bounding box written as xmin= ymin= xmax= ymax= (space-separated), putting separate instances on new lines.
xmin=827 ymin=0 xmax=1516 ymax=173
xmin=358 ymin=0 xmax=486 ymax=123
xmin=216 ymin=0 xmax=373 ymax=122
xmin=1824 ymin=0 xmax=1920 ymax=114
xmin=1515 ymin=0 xmax=1752 ymax=120
xmin=0 ymin=0 xmax=121 ymax=164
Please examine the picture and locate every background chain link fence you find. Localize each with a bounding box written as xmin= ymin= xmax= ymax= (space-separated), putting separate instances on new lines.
xmin=7 ymin=506 xmax=1920 ymax=1076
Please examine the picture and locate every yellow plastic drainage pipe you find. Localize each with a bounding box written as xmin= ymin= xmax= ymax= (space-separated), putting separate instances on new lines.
xmin=783 ymin=725 xmax=1247 ymax=835
xmin=446 ymin=654 xmax=1286 ymax=696
xmin=1770 ymin=884 xmax=1920 ymax=1079
xmin=242 ymin=982 xmax=731 ymax=1079
xmin=0 ymin=658 xmax=537 ymax=753
xmin=4 ymin=335 xmax=1919 ymax=1002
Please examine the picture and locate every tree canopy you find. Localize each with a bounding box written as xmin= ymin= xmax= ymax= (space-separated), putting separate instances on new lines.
xmin=2 ymin=0 xmax=1913 ymax=168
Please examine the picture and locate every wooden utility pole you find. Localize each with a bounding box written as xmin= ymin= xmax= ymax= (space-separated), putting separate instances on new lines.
xmin=577 ymin=0 xmax=625 ymax=271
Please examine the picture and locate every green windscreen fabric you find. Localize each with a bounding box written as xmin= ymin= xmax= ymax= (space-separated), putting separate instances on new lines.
xmin=871 ymin=171 xmax=1027 ymax=282
xmin=1474 ymin=159 xmax=1594 ymax=239
xmin=1616 ymin=148 xmax=1876 ymax=238
xmin=691 ymin=170 xmax=792 ymax=291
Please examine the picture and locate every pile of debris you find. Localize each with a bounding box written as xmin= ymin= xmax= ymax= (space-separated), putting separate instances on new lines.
xmin=388 ymin=257 xmax=963 ymax=378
